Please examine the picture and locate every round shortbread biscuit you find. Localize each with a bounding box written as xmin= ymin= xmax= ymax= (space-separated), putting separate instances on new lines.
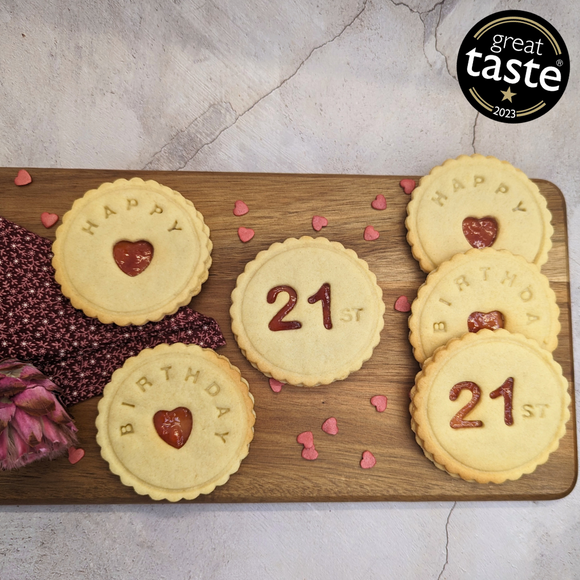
xmin=409 ymin=248 xmax=560 ymax=364
xmin=411 ymin=330 xmax=570 ymax=483
xmin=52 ymin=177 xmax=212 ymax=325
xmin=96 ymin=343 xmax=255 ymax=502
xmin=405 ymin=155 xmax=553 ymax=272
xmin=230 ymin=236 xmax=385 ymax=386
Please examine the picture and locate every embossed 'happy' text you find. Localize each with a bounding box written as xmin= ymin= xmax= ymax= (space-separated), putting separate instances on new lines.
xmin=80 ymin=200 xmax=182 ymax=235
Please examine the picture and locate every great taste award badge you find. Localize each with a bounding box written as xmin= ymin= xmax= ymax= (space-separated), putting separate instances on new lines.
xmin=457 ymin=11 xmax=569 ymax=123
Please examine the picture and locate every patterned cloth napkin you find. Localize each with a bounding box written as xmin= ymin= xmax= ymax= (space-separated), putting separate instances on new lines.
xmin=0 ymin=216 xmax=225 ymax=406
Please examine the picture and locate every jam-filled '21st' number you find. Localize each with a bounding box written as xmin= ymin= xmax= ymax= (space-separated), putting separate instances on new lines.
xmin=492 ymin=106 xmax=516 ymax=118
xmin=449 ymin=377 xmax=514 ymax=428
xmin=267 ymin=284 xmax=332 ymax=331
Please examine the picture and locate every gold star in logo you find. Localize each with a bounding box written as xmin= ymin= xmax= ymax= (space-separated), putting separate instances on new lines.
xmin=500 ymin=87 xmax=517 ymax=102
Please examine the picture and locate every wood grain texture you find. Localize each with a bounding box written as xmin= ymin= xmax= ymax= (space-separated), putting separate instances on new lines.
xmin=0 ymin=169 xmax=576 ymax=503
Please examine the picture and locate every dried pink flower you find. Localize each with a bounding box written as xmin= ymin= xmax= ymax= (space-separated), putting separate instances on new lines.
xmin=0 ymin=359 xmax=78 ymax=470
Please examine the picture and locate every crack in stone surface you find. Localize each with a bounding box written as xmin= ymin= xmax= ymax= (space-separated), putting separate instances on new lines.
xmin=142 ymin=102 xmax=239 ymax=171
xmin=421 ymin=2 xmax=446 ymax=69
xmin=472 ymin=112 xmax=479 ymax=153
xmin=391 ymin=1 xmax=450 ymax=74
xmin=433 ymin=0 xmax=457 ymax=81
xmin=143 ymin=107 xmax=217 ymax=166
xmin=391 ymin=0 xmax=445 ymax=15
xmin=437 ymin=502 xmax=456 ymax=580
xmin=143 ymin=0 xmax=369 ymax=171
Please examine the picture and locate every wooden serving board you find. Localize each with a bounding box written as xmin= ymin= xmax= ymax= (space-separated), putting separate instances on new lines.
xmin=0 ymin=169 xmax=576 ymax=503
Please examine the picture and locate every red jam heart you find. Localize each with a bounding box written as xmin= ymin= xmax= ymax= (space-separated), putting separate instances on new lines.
xmin=321 ymin=417 xmax=338 ymax=435
xmin=370 ymin=395 xmax=387 ymax=413
xmin=462 ymin=217 xmax=498 ymax=248
xmin=468 ymin=311 xmax=505 ymax=333
xmin=360 ymin=450 xmax=376 ymax=469
xmin=153 ymin=407 xmax=193 ymax=449
xmin=113 ymin=240 xmax=154 ymax=277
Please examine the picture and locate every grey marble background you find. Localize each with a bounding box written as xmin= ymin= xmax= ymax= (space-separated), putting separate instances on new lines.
xmin=1 ymin=0 xmax=579 ymax=578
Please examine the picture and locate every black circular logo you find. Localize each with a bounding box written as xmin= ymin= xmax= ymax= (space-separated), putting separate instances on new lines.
xmin=457 ymin=10 xmax=569 ymax=123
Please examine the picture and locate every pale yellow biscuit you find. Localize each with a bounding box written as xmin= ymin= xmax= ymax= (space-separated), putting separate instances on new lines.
xmin=405 ymin=155 xmax=553 ymax=272
xmin=230 ymin=236 xmax=385 ymax=386
xmin=96 ymin=343 xmax=255 ymax=502
xmin=409 ymin=248 xmax=560 ymax=364
xmin=52 ymin=177 xmax=212 ymax=325
xmin=411 ymin=330 xmax=570 ymax=483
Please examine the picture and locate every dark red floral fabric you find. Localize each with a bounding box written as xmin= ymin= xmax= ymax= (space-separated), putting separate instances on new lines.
xmin=0 ymin=217 xmax=226 ymax=406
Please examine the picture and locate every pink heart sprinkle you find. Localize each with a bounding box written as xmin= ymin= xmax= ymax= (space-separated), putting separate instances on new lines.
xmin=370 ymin=395 xmax=387 ymax=413
xmin=364 ymin=225 xmax=379 ymax=241
xmin=360 ymin=450 xmax=376 ymax=469
xmin=238 ymin=227 xmax=255 ymax=242
xmin=233 ymin=200 xmax=249 ymax=216
xmin=68 ymin=446 xmax=85 ymax=465
xmin=14 ymin=169 xmax=32 ymax=186
xmin=312 ymin=215 xmax=328 ymax=232
xmin=371 ymin=194 xmax=387 ymax=210
xmin=41 ymin=212 xmax=59 ymax=228
xmin=400 ymin=179 xmax=416 ymax=194
xmin=302 ymin=446 xmax=319 ymax=461
xmin=394 ymin=295 xmax=411 ymax=312
xmin=269 ymin=378 xmax=284 ymax=393
xmin=297 ymin=431 xmax=314 ymax=449
xmin=321 ymin=417 xmax=338 ymax=435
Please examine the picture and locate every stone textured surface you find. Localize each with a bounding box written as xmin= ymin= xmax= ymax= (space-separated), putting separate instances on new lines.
xmin=1 ymin=0 xmax=579 ymax=578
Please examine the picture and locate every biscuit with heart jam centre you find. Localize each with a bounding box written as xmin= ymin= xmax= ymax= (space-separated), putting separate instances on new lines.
xmin=409 ymin=248 xmax=560 ymax=364
xmin=96 ymin=343 xmax=255 ymax=501
xmin=405 ymin=154 xmax=553 ymax=272
xmin=52 ymin=177 xmax=212 ymax=325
